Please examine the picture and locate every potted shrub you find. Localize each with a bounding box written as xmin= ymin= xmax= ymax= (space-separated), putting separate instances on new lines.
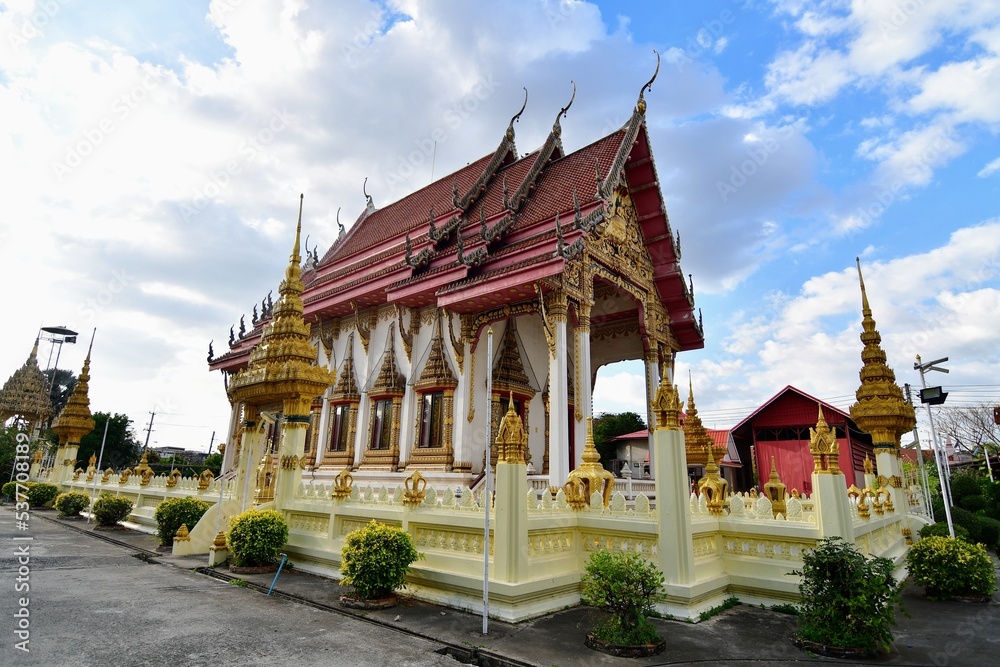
xmin=580 ymin=550 xmax=665 ymax=657
xmin=92 ymin=493 xmax=134 ymax=529
xmin=26 ymin=482 xmax=59 ymax=508
xmin=54 ymin=491 xmax=91 ymax=518
xmin=340 ymin=520 xmax=421 ymax=608
xmin=906 ymin=536 xmax=996 ymax=601
xmin=154 ymin=496 xmax=211 ymax=547
xmin=227 ymin=509 xmax=288 ymax=573
xmin=794 ymin=537 xmax=903 ymax=658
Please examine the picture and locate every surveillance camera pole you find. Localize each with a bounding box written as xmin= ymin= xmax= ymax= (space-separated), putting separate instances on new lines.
xmin=914 ymin=355 xmax=954 ymax=539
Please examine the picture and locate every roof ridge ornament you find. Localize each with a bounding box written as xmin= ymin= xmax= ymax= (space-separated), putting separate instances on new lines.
xmin=636 ymin=49 xmax=660 ymax=115
xmin=506 ymin=87 xmax=528 ymax=142
xmin=363 ymin=177 xmax=373 ymax=210
xmin=336 ymin=207 xmax=345 ymax=239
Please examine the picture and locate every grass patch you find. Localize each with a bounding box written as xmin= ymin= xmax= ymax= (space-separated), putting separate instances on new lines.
xmin=699 ymin=596 xmax=740 ymax=621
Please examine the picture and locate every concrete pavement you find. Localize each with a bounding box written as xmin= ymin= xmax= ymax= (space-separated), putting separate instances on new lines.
xmin=4 ymin=509 xmax=1000 ymax=666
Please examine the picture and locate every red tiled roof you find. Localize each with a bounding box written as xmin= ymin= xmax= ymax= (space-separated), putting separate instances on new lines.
xmin=320 ymin=151 xmax=500 ymax=264
xmin=215 ymin=101 xmax=705 ymax=373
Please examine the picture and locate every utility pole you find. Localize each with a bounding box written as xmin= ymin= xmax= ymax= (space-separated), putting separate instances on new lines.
xmin=914 ymin=355 xmax=954 ymax=538
xmin=142 ymin=409 xmax=156 ymax=457
xmin=207 ymin=431 xmax=216 ymax=456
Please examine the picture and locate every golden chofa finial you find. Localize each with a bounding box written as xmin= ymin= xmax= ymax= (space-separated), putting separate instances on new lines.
xmin=636 ymin=49 xmax=660 ymax=114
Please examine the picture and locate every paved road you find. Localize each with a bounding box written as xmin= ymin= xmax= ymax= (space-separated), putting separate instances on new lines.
xmin=0 ymin=510 xmax=458 ymax=667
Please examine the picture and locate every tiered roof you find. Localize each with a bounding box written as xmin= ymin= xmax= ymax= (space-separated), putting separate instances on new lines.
xmin=212 ymin=60 xmax=703 ymax=374
xmin=0 ymin=338 xmax=51 ymax=426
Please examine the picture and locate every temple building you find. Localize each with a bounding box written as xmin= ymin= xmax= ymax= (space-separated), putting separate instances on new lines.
xmin=209 ymin=62 xmax=704 ymax=491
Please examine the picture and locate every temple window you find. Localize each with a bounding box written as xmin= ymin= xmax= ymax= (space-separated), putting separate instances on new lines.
xmin=418 ymin=392 xmax=445 ymax=448
xmin=405 ymin=314 xmax=457 ymax=470
xmin=329 ymin=403 xmax=351 ymax=452
xmin=370 ymin=398 xmax=393 ymax=450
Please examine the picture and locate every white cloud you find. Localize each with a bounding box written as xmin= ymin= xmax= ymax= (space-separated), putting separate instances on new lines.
xmin=979 ymin=156 xmax=1000 ymax=177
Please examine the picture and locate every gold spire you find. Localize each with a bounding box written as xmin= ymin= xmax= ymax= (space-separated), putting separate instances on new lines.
xmin=566 ymin=417 xmax=615 ymax=506
xmin=228 ymin=195 xmax=333 ymax=412
xmin=683 ymin=372 xmax=716 ymax=467
xmin=53 ymin=330 xmax=97 ymax=446
xmin=0 ymin=336 xmax=51 ymax=426
xmin=810 ymin=404 xmax=840 ymax=473
xmin=848 ymin=259 xmax=916 ymax=448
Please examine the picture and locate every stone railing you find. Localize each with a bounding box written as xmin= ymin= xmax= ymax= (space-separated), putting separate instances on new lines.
xmin=61 ymin=474 xmax=237 ymax=531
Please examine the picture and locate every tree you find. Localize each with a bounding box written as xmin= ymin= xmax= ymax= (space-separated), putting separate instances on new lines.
xmin=42 ymin=369 xmax=77 ymax=420
xmin=936 ymin=403 xmax=1000 ymax=455
xmin=0 ymin=425 xmax=26 ymax=483
xmin=75 ymin=413 xmax=141 ymax=470
xmin=593 ymin=412 xmax=647 ymax=467
xmin=203 ymin=452 xmax=223 ymax=469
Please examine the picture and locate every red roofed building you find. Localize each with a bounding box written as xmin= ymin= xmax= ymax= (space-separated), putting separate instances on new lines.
xmin=210 ymin=66 xmax=704 ymax=489
xmin=730 ymin=386 xmax=875 ymax=495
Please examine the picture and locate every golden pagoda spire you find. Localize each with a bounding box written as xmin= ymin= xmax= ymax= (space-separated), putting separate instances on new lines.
xmin=53 ymin=329 xmax=97 ymax=446
xmin=683 ymin=371 xmax=715 ymax=467
xmin=228 ymin=195 xmax=333 ymax=411
xmin=849 ymin=258 xmax=915 ymax=449
xmin=0 ymin=336 xmax=51 ymax=425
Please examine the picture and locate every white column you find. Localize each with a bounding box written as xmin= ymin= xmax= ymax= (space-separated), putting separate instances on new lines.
xmin=547 ymin=297 xmax=570 ymax=486
xmin=451 ymin=337 xmax=472 ymax=469
xmin=644 ymin=347 xmax=660 ymax=479
xmin=653 ymin=424 xmax=694 ymax=585
xmin=574 ymin=304 xmax=593 ymax=469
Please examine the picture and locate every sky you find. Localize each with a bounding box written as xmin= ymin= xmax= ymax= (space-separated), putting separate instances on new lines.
xmin=1 ymin=0 xmax=998 ymax=454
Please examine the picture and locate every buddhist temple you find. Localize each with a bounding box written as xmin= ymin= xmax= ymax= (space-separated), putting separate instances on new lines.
xmin=209 ymin=59 xmax=704 ymax=491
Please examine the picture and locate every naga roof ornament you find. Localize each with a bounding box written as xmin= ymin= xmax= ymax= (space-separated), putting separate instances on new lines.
xmin=453 ymin=88 xmax=527 ymax=212
xmin=509 ymin=81 xmax=576 ymax=212
xmin=599 ymin=50 xmax=659 ymax=200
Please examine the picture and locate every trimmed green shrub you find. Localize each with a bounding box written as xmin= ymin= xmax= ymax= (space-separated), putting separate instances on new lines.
xmin=92 ymin=494 xmax=134 ymax=527
xmin=26 ymin=482 xmax=59 ymax=507
xmin=2 ymin=481 xmax=18 ymax=499
xmin=341 ymin=520 xmax=421 ymax=600
xmin=961 ymin=494 xmax=989 ymax=513
xmin=795 ymin=537 xmax=903 ymax=655
xmin=949 ymin=474 xmax=983 ymax=504
xmin=906 ymin=536 xmax=996 ymax=600
xmin=919 ymin=521 xmax=970 ymax=542
xmin=154 ymin=496 xmax=211 ymax=546
xmin=951 ymin=506 xmax=985 ymax=543
xmin=227 ymin=509 xmax=288 ymax=567
xmin=581 ymin=550 xmax=665 ymax=646
xmin=54 ymin=492 xmax=91 ymax=517
xmin=976 ymin=516 xmax=1000 ymax=551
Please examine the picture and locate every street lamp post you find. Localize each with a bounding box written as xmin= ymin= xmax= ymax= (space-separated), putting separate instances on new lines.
xmin=914 ymin=355 xmax=954 ymax=539
xmin=38 ymin=325 xmax=78 ymax=465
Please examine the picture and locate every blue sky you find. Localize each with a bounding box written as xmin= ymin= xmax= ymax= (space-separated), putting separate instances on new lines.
xmin=1 ymin=0 xmax=997 ymax=451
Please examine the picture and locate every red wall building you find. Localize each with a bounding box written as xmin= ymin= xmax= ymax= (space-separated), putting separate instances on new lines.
xmin=729 ymin=386 xmax=874 ymax=494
